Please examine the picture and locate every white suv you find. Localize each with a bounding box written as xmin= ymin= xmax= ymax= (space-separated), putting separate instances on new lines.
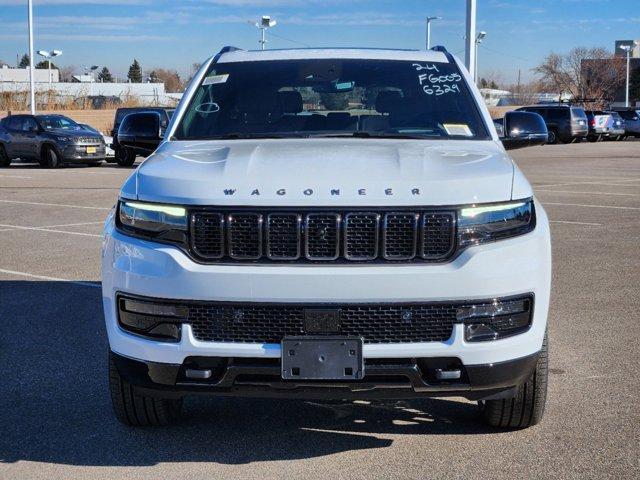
xmin=102 ymin=47 xmax=551 ymax=429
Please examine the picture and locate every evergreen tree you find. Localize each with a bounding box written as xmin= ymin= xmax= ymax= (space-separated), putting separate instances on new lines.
xmin=35 ymin=60 xmax=57 ymax=70
xmin=127 ymin=59 xmax=142 ymax=83
xmin=18 ymin=53 xmax=30 ymax=68
xmin=98 ymin=66 xmax=113 ymax=83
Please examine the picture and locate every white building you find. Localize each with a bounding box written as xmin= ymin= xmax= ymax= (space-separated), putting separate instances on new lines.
xmin=0 ymin=65 xmax=59 ymax=83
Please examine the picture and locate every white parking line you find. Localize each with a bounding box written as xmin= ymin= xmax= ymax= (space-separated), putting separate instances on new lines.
xmin=550 ymin=220 xmax=602 ymax=226
xmin=0 ymin=199 xmax=111 ymax=210
xmin=0 ymin=268 xmax=100 ymax=288
xmin=543 ymin=202 xmax=640 ymax=211
xmin=0 ymin=223 xmax=102 ymax=238
xmin=0 ymin=175 xmax=33 ymax=179
xmin=537 ymin=190 xmax=640 ymax=197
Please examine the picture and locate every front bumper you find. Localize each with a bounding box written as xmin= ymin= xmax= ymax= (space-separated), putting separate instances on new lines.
xmin=111 ymin=350 xmax=539 ymax=401
xmin=62 ymin=144 xmax=106 ymax=162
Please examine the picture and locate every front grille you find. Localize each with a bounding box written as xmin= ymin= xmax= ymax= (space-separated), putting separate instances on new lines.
xmin=186 ymin=301 xmax=458 ymax=343
xmin=74 ymin=137 xmax=102 ymax=145
xmin=190 ymin=209 xmax=455 ymax=264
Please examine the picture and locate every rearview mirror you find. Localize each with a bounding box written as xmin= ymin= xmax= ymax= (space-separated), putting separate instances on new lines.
xmin=500 ymin=111 xmax=548 ymax=150
xmin=117 ymin=112 xmax=163 ymax=154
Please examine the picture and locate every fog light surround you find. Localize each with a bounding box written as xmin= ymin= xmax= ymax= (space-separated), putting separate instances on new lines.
xmin=118 ymin=296 xmax=188 ymax=341
xmin=459 ymin=296 xmax=533 ymax=342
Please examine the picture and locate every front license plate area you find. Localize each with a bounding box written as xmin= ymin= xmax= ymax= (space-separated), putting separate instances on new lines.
xmin=86 ymin=146 xmax=97 ymax=154
xmin=281 ymin=336 xmax=364 ymax=380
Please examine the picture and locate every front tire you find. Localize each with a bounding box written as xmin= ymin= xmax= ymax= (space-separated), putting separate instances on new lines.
xmin=109 ymin=353 xmax=183 ymax=426
xmin=0 ymin=144 xmax=10 ymax=167
xmin=478 ymin=332 xmax=548 ymax=429
xmin=41 ymin=145 xmax=61 ymax=168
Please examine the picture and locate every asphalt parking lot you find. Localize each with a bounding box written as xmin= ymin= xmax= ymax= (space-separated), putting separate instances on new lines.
xmin=0 ymin=142 xmax=638 ymax=479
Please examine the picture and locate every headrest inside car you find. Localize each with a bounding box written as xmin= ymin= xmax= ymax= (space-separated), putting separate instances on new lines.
xmin=375 ymin=91 xmax=402 ymax=114
xmin=278 ymin=91 xmax=303 ymax=114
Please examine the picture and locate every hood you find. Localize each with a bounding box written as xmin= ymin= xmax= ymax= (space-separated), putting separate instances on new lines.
xmin=46 ymin=128 xmax=100 ymax=138
xmin=128 ymin=139 xmax=526 ymax=206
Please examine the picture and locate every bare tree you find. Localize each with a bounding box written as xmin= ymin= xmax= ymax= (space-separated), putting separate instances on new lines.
xmin=58 ymin=65 xmax=76 ymax=82
xmin=534 ymin=47 xmax=625 ymax=108
xmin=149 ymin=68 xmax=183 ymax=92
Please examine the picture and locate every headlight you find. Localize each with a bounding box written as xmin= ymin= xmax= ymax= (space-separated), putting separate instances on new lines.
xmin=457 ymin=199 xmax=534 ymax=247
xmin=117 ymin=200 xmax=188 ymax=243
xmin=56 ymin=136 xmax=71 ymax=142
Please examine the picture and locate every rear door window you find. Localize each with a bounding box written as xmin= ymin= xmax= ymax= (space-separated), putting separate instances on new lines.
xmin=546 ymin=109 xmax=567 ymax=121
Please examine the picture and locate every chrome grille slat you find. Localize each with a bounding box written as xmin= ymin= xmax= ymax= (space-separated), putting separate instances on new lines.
xmin=382 ymin=213 xmax=419 ymax=260
xmin=344 ymin=212 xmax=380 ymax=260
xmin=421 ymin=212 xmax=456 ymax=259
xmin=191 ymin=212 xmax=224 ymax=259
xmin=190 ymin=209 xmax=456 ymax=263
xmin=305 ymin=213 xmax=341 ymax=260
xmin=227 ymin=213 xmax=263 ymax=260
xmin=266 ymin=213 xmax=301 ymax=260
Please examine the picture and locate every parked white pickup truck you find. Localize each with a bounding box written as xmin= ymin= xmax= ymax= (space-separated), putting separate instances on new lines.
xmin=102 ymin=46 xmax=551 ymax=429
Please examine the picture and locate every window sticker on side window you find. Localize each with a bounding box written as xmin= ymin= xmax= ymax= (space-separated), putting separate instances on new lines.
xmin=443 ymin=124 xmax=473 ymax=137
xmin=202 ymin=74 xmax=229 ymax=86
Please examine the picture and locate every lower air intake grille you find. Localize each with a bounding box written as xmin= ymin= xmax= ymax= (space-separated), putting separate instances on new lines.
xmin=186 ymin=301 xmax=458 ymax=343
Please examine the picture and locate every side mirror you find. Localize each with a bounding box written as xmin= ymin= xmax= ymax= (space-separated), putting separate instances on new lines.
xmin=500 ymin=111 xmax=548 ymax=150
xmin=117 ymin=112 xmax=163 ymax=154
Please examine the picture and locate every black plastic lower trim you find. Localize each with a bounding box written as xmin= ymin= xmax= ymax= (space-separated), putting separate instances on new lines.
xmin=111 ymin=351 xmax=539 ymax=402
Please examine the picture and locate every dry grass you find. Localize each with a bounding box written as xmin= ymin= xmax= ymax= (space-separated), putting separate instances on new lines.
xmin=0 ymin=89 xmax=147 ymax=112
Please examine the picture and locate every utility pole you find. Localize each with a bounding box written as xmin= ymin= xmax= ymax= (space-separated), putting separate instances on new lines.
xmin=27 ymin=0 xmax=36 ymax=114
xmin=464 ymin=0 xmax=477 ymax=78
xmin=619 ymin=42 xmax=638 ymax=108
xmin=426 ymin=16 xmax=441 ymax=50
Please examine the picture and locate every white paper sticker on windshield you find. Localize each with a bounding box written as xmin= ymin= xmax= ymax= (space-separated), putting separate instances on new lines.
xmin=203 ymin=74 xmax=229 ymax=85
xmin=443 ymin=124 xmax=473 ymax=137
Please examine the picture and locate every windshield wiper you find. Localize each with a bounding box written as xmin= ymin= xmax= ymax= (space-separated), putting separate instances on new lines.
xmin=308 ymin=131 xmax=438 ymax=140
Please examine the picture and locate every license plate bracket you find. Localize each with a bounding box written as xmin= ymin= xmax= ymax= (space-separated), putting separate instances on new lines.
xmin=281 ymin=336 xmax=364 ymax=380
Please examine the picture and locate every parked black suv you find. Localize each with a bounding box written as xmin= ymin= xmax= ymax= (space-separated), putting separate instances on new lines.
xmin=110 ymin=107 xmax=173 ymax=167
xmin=0 ymin=114 xmax=105 ymax=168
xmin=516 ymin=104 xmax=588 ymax=144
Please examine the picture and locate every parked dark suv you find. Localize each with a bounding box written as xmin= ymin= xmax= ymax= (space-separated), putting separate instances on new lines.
xmin=0 ymin=114 xmax=105 ymax=168
xmin=516 ymin=104 xmax=588 ymax=144
xmin=110 ymin=107 xmax=174 ymax=167
xmin=609 ymin=108 xmax=639 ymax=138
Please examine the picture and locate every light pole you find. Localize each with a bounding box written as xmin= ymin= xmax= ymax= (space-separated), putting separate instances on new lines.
xmin=426 ymin=16 xmax=441 ymax=50
xmin=619 ymin=41 xmax=638 ymax=108
xmin=27 ymin=0 xmax=35 ymax=114
xmin=474 ymin=31 xmax=486 ymax=84
xmin=254 ymin=16 xmax=276 ymax=50
xmin=465 ymin=0 xmax=477 ymax=78
xmin=37 ymin=49 xmax=62 ymax=87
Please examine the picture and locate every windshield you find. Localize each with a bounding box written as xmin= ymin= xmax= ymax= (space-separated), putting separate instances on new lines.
xmin=175 ymin=58 xmax=489 ymax=141
xmin=38 ymin=115 xmax=80 ymax=131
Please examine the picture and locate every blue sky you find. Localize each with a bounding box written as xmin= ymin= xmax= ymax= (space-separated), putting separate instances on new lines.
xmin=0 ymin=0 xmax=638 ymax=83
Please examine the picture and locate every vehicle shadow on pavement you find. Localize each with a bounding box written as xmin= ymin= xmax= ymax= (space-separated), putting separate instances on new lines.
xmin=0 ymin=281 xmax=496 ymax=468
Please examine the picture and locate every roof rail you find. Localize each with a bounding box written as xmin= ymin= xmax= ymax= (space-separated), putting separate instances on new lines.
xmin=218 ymin=46 xmax=243 ymax=55
xmin=430 ymin=45 xmax=449 ymax=53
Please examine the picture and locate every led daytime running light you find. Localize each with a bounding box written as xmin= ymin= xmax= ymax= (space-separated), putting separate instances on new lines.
xmin=124 ymin=201 xmax=186 ymax=217
xmin=460 ymin=202 xmax=526 ymax=218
